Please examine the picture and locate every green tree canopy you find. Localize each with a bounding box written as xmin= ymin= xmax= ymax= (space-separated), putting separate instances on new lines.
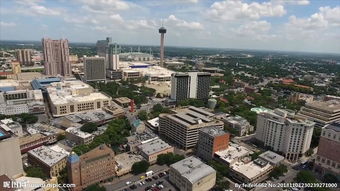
xmin=80 ymin=122 xmax=98 ymax=133
xmin=131 ymin=160 xmax=150 ymax=175
xmin=156 ymin=153 xmax=184 ymax=166
xmin=25 ymin=166 xmax=48 ymax=180
xmin=138 ymin=110 xmax=148 ymax=121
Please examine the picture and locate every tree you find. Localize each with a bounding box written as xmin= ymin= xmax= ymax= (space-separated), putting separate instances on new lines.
xmin=138 ymin=110 xmax=148 ymax=121
xmin=269 ymin=164 xmax=288 ymax=179
xmin=85 ymin=184 xmax=106 ymax=191
xmin=57 ymin=134 xmax=66 ymax=141
xmin=25 ymin=166 xmax=48 ymax=180
xmin=305 ymin=148 xmax=314 ymax=157
xmin=18 ymin=113 xmax=38 ymax=124
xmin=80 ymin=122 xmax=98 ymax=133
xmin=131 ymin=160 xmax=150 ymax=175
xmin=323 ymin=174 xmax=339 ymax=183
xmin=250 ymin=151 xmax=263 ymax=160
xmin=156 ymin=153 xmax=184 ymax=166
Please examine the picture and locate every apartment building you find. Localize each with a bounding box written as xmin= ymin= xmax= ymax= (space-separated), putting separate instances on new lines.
xmin=169 ymin=156 xmax=216 ymax=191
xmin=28 ymin=146 xmax=68 ymax=177
xmin=84 ymin=56 xmax=106 ymax=82
xmin=46 ymin=80 xmax=111 ymax=117
xmin=68 ymin=144 xmax=115 ymax=191
xmin=314 ymin=122 xmax=340 ymax=177
xmin=297 ymin=100 xmax=340 ymax=128
xmin=197 ymin=127 xmax=229 ymax=161
xmin=159 ymin=106 xmax=224 ymax=150
xmin=255 ymin=109 xmax=315 ymax=162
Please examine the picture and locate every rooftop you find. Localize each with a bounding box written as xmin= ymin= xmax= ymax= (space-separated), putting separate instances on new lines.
xmin=46 ymin=80 xmax=110 ymax=105
xmin=259 ymin=151 xmax=285 ymax=165
xmin=146 ymin=117 xmax=159 ymax=128
xmin=215 ymin=143 xmax=252 ymax=165
xmin=138 ymin=138 xmax=172 ymax=155
xmin=19 ymin=133 xmax=46 ymax=146
xmin=28 ymin=146 xmax=67 ymax=167
xmin=225 ymin=115 xmax=250 ymax=126
xmin=114 ymin=97 xmax=131 ymax=104
xmin=230 ymin=159 xmax=272 ymax=180
xmin=66 ymin=127 xmax=93 ymax=139
xmin=325 ymin=121 xmax=340 ymax=132
xmin=200 ymin=126 xmax=226 ymax=137
xmin=170 ymin=156 xmax=216 ymax=184
xmin=304 ymin=100 xmax=340 ymax=112
xmin=115 ymin=153 xmax=143 ymax=172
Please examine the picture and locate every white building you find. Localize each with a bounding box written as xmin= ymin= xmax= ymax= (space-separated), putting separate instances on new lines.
xmin=169 ymin=156 xmax=216 ymax=191
xmin=65 ymin=127 xmax=94 ymax=145
xmin=0 ymin=89 xmax=45 ymax=115
xmin=0 ymin=118 xmax=23 ymax=137
xmin=46 ymin=80 xmax=112 ymax=117
xmin=255 ymin=109 xmax=315 ymax=162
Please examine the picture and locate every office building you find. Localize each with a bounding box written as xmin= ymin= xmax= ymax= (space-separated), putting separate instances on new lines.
xmin=0 ymin=126 xmax=24 ymax=178
xmin=28 ymin=146 xmax=68 ymax=177
xmin=68 ymin=144 xmax=115 ymax=191
xmin=16 ymin=49 xmax=33 ymax=66
xmin=96 ymin=37 xmax=112 ymax=58
xmin=108 ymin=43 xmax=120 ymax=70
xmin=65 ymin=127 xmax=94 ymax=145
xmin=122 ymin=70 xmax=141 ymax=80
xmin=314 ymin=122 xmax=340 ymax=177
xmin=42 ymin=38 xmax=71 ymax=76
xmin=197 ymin=127 xmax=229 ymax=161
xmin=215 ymin=143 xmax=252 ymax=166
xmin=137 ymin=138 xmax=174 ymax=164
xmin=297 ymin=100 xmax=340 ymax=128
xmin=170 ymin=72 xmax=211 ymax=101
xmin=255 ymin=109 xmax=315 ymax=162
xmin=84 ymin=56 xmax=106 ymax=82
xmin=11 ymin=61 xmax=21 ymax=75
xmin=169 ymin=156 xmax=216 ymax=191
xmin=46 ymin=80 xmax=112 ymax=117
xmin=0 ymin=89 xmax=45 ymax=115
xmin=159 ymin=106 xmax=224 ymax=150
xmin=224 ymin=115 xmax=254 ymax=136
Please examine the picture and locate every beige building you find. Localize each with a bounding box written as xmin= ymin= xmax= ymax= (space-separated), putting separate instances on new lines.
xmin=169 ymin=156 xmax=216 ymax=191
xmin=137 ymin=138 xmax=174 ymax=164
xmin=16 ymin=49 xmax=33 ymax=66
xmin=11 ymin=61 xmax=21 ymax=75
xmin=68 ymin=144 xmax=115 ymax=191
xmin=0 ymin=127 xmax=24 ymax=178
xmin=298 ymin=100 xmax=340 ymax=128
xmin=28 ymin=146 xmax=68 ymax=177
xmin=256 ymin=109 xmax=315 ymax=162
xmin=159 ymin=106 xmax=224 ymax=150
xmin=113 ymin=97 xmax=131 ymax=107
xmin=46 ymin=80 xmax=112 ymax=117
xmin=115 ymin=153 xmax=144 ymax=176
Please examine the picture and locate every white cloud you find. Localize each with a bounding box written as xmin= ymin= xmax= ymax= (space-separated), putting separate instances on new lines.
xmin=64 ymin=16 xmax=98 ymax=24
xmin=271 ymin=0 xmax=309 ymax=6
xmin=166 ymin=15 xmax=204 ymax=30
xmin=110 ymin=14 xmax=124 ymax=23
xmin=207 ymin=0 xmax=286 ymax=21
xmin=233 ymin=20 xmax=275 ymax=40
xmin=0 ymin=21 xmax=16 ymax=27
xmin=30 ymin=5 xmax=61 ymax=15
xmin=319 ymin=6 xmax=340 ymax=26
xmin=78 ymin=0 xmax=130 ymax=14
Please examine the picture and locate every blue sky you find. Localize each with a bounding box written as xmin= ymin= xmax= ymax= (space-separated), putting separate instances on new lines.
xmin=1 ymin=0 xmax=340 ymax=53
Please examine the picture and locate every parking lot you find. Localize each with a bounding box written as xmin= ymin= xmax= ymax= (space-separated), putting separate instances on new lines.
xmin=120 ymin=171 xmax=177 ymax=191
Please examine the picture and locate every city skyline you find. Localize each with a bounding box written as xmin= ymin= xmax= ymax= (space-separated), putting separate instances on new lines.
xmin=0 ymin=0 xmax=340 ymax=54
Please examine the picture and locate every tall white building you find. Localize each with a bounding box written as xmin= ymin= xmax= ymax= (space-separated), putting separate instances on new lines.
xmin=170 ymin=72 xmax=211 ymax=101
xmin=255 ymin=109 xmax=315 ymax=162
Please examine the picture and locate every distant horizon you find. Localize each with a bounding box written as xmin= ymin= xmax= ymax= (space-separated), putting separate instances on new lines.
xmin=1 ymin=39 xmax=340 ymax=56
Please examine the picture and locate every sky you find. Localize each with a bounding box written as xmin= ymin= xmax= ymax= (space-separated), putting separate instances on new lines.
xmin=0 ymin=0 xmax=340 ymax=53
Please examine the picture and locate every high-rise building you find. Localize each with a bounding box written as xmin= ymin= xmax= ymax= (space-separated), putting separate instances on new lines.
xmin=42 ymin=38 xmax=71 ymax=76
xmin=159 ymin=26 xmax=166 ymax=67
xmin=255 ymin=109 xmax=315 ymax=162
xmin=108 ymin=43 xmax=120 ymax=70
xmin=67 ymin=144 xmax=115 ymax=191
xmin=169 ymin=156 xmax=216 ymax=191
xmin=0 ymin=126 xmax=24 ymax=178
xmin=170 ymin=72 xmax=211 ymax=101
xmin=84 ymin=56 xmax=106 ymax=82
xmin=159 ymin=106 xmax=224 ymax=150
xmin=96 ymin=37 xmax=112 ymax=58
xmin=297 ymin=100 xmax=340 ymax=128
xmin=16 ymin=49 xmax=33 ymax=66
xmin=197 ymin=127 xmax=229 ymax=161
xmin=11 ymin=61 xmax=21 ymax=75
xmin=314 ymin=122 xmax=340 ymax=177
